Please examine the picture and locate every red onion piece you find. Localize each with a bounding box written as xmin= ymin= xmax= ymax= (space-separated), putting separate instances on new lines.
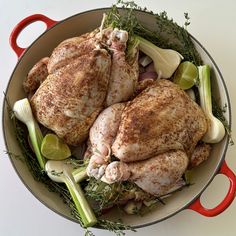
xmin=146 ymin=62 xmax=155 ymax=72
xmin=139 ymin=71 xmax=157 ymax=81
xmin=139 ymin=65 xmax=146 ymax=74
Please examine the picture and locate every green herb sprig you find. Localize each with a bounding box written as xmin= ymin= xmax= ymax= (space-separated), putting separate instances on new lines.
xmin=105 ymin=0 xmax=202 ymax=65
xmin=5 ymin=96 xmax=134 ymax=235
xmin=4 ymin=1 xmax=233 ymax=235
xmin=212 ymin=100 xmax=234 ymax=145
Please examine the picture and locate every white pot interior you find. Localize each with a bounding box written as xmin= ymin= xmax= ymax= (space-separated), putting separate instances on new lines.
xmin=3 ymin=9 xmax=230 ymax=228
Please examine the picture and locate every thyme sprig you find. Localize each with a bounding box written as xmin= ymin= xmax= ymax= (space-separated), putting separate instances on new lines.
xmin=4 ymin=1 xmax=233 ymax=235
xmin=98 ymin=219 xmax=136 ymax=236
xmin=105 ymin=0 xmax=202 ymax=65
xmin=5 ymin=96 xmax=134 ymax=235
xmin=105 ymin=0 xmax=232 ymax=143
xmin=4 ymin=151 xmax=25 ymax=162
xmin=212 ymin=100 xmax=234 ymax=145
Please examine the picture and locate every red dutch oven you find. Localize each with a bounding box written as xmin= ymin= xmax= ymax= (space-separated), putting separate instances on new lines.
xmin=3 ymin=9 xmax=236 ymax=228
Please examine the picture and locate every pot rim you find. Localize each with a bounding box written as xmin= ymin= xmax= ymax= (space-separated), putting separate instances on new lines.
xmin=2 ymin=7 xmax=232 ymax=229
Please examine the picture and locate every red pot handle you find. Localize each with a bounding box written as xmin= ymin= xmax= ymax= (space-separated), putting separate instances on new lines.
xmin=188 ymin=160 xmax=236 ymax=217
xmin=9 ymin=14 xmax=58 ymax=58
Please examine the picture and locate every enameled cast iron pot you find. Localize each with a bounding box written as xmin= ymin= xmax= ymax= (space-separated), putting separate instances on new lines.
xmin=2 ymin=9 xmax=236 ymax=229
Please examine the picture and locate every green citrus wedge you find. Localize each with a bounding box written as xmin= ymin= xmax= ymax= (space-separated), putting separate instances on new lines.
xmin=173 ymin=61 xmax=198 ymax=90
xmin=41 ymin=134 xmax=71 ymax=160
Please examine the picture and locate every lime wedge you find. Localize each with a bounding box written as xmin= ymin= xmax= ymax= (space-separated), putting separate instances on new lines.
xmin=173 ymin=61 xmax=198 ymax=90
xmin=41 ymin=134 xmax=71 ymax=160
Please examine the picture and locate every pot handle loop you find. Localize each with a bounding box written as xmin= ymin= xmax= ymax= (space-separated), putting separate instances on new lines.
xmin=9 ymin=14 xmax=58 ymax=58
xmin=189 ymin=160 xmax=236 ymax=217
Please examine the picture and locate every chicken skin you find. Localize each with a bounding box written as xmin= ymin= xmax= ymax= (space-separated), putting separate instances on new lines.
xmin=87 ymin=79 xmax=209 ymax=196
xmin=89 ymin=103 xmax=126 ymax=154
xmin=23 ymin=57 xmax=49 ymax=93
xmin=105 ymin=29 xmax=139 ymax=106
xmin=105 ymin=150 xmax=189 ymax=196
xmin=27 ymin=28 xmax=138 ymax=145
xmin=31 ymin=48 xmax=111 ymax=145
xmin=112 ymin=79 xmax=207 ymax=162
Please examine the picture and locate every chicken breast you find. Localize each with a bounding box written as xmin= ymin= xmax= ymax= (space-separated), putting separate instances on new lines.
xmin=47 ymin=30 xmax=99 ymax=74
xmin=31 ymin=47 xmax=111 ymax=145
xmin=112 ymin=79 xmax=208 ymax=162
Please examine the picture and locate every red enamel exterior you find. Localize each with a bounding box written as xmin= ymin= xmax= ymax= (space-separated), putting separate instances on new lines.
xmin=9 ymin=14 xmax=58 ymax=58
xmin=8 ymin=13 xmax=236 ymax=218
xmin=188 ymin=160 xmax=236 ymax=216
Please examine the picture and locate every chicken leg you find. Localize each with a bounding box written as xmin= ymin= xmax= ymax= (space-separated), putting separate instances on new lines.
xmin=104 ymin=150 xmax=189 ymax=196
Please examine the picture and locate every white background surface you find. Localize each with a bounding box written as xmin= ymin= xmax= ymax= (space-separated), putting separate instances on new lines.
xmin=0 ymin=0 xmax=236 ymax=236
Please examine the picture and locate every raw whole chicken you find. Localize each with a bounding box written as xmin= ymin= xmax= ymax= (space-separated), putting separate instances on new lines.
xmin=87 ymin=79 xmax=210 ymax=196
xmin=24 ymin=27 xmax=139 ymax=145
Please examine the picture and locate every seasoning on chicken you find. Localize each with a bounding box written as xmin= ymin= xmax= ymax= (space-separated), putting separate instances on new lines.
xmin=112 ymin=79 xmax=208 ymax=162
xmin=188 ymin=143 xmax=211 ymax=169
xmin=47 ymin=30 xmax=99 ymax=74
xmin=105 ymin=29 xmax=139 ymax=106
xmin=23 ymin=57 xmax=49 ymax=93
xmin=31 ymin=41 xmax=111 ymax=145
xmin=86 ymin=103 xmax=125 ymax=179
xmin=104 ymin=150 xmax=188 ymax=196
xmin=25 ymin=27 xmax=139 ymax=145
xmin=87 ymin=79 xmax=209 ymax=196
